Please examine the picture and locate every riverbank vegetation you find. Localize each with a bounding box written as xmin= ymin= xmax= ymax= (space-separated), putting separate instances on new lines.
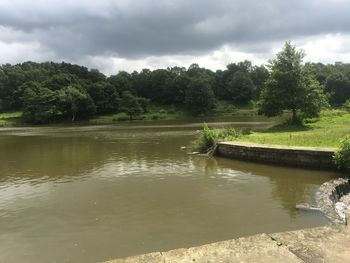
xmin=192 ymin=124 xmax=239 ymax=154
xmin=334 ymin=136 xmax=350 ymax=172
xmin=0 ymin=42 xmax=350 ymax=125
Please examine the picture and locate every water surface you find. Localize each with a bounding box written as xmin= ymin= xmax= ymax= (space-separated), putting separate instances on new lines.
xmin=0 ymin=120 xmax=339 ymax=263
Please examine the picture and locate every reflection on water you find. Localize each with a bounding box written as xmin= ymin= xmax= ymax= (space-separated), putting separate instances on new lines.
xmin=0 ymin=120 xmax=339 ymax=263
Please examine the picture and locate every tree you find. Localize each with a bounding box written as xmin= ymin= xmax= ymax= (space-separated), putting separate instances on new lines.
xmin=108 ymin=71 xmax=132 ymax=94
xmin=185 ymin=77 xmax=216 ymax=115
xmin=120 ymin=91 xmax=143 ymax=120
xmin=325 ymin=72 xmax=350 ymax=106
xmin=250 ymin=65 xmax=269 ymax=98
xmin=87 ymin=82 xmax=120 ymax=114
xmin=58 ymin=85 xmax=96 ymax=121
xmin=227 ymin=71 xmax=255 ymax=104
xmin=258 ymin=42 xmax=328 ymax=123
xmin=21 ymin=82 xmax=61 ymax=123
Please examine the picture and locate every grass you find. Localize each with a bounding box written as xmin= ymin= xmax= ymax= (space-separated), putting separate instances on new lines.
xmin=0 ymin=111 xmax=22 ymax=127
xmin=235 ymin=109 xmax=350 ymax=148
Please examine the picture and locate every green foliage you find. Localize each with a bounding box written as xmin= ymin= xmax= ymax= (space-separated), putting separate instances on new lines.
xmin=120 ymin=91 xmax=143 ymax=120
xmin=258 ymin=41 xmax=328 ymax=123
xmin=343 ymin=99 xmax=350 ymax=112
xmin=113 ymin=113 xmax=130 ymax=121
xmin=185 ymin=77 xmax=216 ymax=115
xmin=325 ymin=72 xmax=350 ymax=106
xmin=21 ymin=82 xmax=62 ymax=123
xmin=334 ymin=136 xmax=350 ymax=172
xmin=87 ymin=82 xmax=120 ymax=114
xmin=0 ymin=112 xmax=22 ymax=119
xmin=192 ymin=124 xmax=239 ymax=154
xmin=0 ymin=111 xmax=22 ymax=127
xmin=227 ymin=71 xmax=255 ymax=104
xmin=58 ymin=85 xmax=96 ymax=121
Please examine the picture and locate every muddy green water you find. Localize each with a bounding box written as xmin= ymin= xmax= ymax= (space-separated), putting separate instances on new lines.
xmin=0 ymin=120 xmax=339 ymax=263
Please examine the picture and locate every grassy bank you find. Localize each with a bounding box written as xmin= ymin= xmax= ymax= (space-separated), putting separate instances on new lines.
xmin=235 ymin=110 xmax=350 ymax=148
xmin=0 ymin=112 xmax=22 ymax=127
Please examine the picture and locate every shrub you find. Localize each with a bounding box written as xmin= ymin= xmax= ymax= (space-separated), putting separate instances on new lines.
xmin=113 ymin=113 xmax=129 ymax=121
xmin=334 ymin=136 xmax=350 ymax=172
xmin=192 ymin=124 xmax=239 ymax=154
xmin=151 ymin=113 xmax=161 ymax=120
xmin=343 ymin=99 xmax=350 ymax=113
xmin=167 ymin=106 xmax=176 ymax=114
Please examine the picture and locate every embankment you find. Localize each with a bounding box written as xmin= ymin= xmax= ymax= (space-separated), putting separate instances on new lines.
xmin=216 ymin=142 xmax=336 ymax=169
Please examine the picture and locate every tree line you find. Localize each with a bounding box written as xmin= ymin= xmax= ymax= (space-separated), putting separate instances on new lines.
xmin=0 ymin=46 xmax=350 ymax=123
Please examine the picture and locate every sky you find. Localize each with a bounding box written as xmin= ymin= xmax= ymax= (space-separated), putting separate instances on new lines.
xmin=1 ymin=0 xmax=350 ymax=75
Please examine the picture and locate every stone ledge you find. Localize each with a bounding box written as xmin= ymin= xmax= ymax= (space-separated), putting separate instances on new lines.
xmin=216 ymin=142 xmax=336 ymax=169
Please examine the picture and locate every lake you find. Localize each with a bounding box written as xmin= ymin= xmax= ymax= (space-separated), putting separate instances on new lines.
xmin=0 ymin=119 xmax=339 ymax=263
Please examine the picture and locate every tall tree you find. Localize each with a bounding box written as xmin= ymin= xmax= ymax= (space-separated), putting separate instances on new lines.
xmin=120 ymin=91 xmax=143 ymax=120
xmin=258 ymin=42 xmax=328 ymax=123
xmin=185 ymin=76 xmax=216 ymax=115
xmin=227 ymin=71 xmax=255 ymax=104
xmin=21 ymin=82 xmax=61 ymax=123
xmin=325 ymin=72 xmax=350 ymax=106
xmin=58 ymin=85 xmax=96 ymax=121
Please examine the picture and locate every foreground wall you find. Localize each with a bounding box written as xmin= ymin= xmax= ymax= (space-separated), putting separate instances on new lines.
xmin=216 ymin=142 xmax=336 ymax=169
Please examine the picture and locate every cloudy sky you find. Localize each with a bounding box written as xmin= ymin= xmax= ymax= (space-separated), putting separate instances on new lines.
xmin=1 ymin=0 xmax=350 ymax=75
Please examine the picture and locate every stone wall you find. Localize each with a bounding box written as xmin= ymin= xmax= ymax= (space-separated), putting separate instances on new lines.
xmin=216 ymin=142 xmax=336 ymax=169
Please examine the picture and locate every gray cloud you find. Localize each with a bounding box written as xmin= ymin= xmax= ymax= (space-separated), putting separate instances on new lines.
xmin=0 ymin=0 xmax=350 ymax=68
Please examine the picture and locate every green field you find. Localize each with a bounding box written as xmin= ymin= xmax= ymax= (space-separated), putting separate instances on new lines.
xmin=235 ymin=110 xmax=350 ymax=148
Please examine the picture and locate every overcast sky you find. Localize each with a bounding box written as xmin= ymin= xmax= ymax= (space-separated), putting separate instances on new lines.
xmin=1 ymin=0 xmax=350 ymax=75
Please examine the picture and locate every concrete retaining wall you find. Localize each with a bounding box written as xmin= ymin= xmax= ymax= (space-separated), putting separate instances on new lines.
xmin=216 ymin=142 xmax=336 ymax=169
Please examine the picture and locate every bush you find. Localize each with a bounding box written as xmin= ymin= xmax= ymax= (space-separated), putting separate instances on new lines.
xmin=151 ymin=113 xmax=161 ymax=120
xmin=113 ymin=113 xmax=129 ymax=121
xmin=192 ymin=124 xmax=239 ymax=154
xmin=343 ymin=99 xmax=350 ymax=113
xmin=334 ymin=136 xmax=350 ymax=172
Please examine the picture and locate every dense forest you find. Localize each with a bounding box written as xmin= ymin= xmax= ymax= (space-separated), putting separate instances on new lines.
xmin=0 ymin=59 xmax=350 ymax=123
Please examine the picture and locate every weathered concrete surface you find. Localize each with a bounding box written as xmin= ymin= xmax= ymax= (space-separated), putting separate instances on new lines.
xmin=271 ymin=225 xmax=350 ymax=263
xmin=216 ymin=142 xmax=336 ymax=169
xmin=104 ymin=225 xmax=350 ymax=263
